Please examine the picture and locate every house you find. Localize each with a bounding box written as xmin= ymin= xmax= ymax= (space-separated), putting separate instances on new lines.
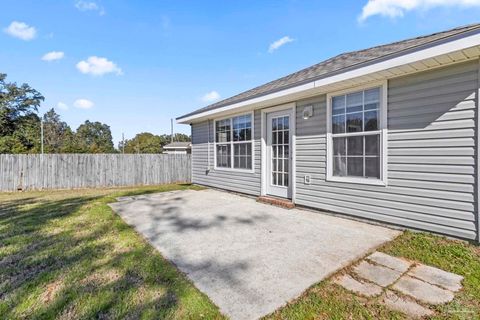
xmin=163 ymin=142 xmax=192 ymax=154
xmin=177 ymin=24 xmax=480 ymax=242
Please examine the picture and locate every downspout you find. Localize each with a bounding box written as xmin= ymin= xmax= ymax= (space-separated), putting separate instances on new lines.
xmin=207 ymin=120 xmax=211 ymax=173
xmin=477 ymin=58 xmax=480 ymax=243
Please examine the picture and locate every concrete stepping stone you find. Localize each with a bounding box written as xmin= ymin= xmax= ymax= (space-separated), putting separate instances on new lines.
xmin=408 ymin=264 xmax=463 ymax=292
xmin=367 ymin=252 xmax=412 ymax=273
xmin=353 ymin=260 xmax=403 ymax=287
xmin=382 ymin=290 xmax=434 ymax=318
xmin=334 ymin=274 xmax=382 ymax=297
xmin=393 ymin=275 xmax=454 ymax=305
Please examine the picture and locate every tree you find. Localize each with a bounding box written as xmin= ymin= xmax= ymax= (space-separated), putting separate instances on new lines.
xmin=75 ymin=120 xmax=115 ymax=153
xmin=42 ymin=108 xmax=74 ymax=153
xmin=171 ymin=133 xmax=190 ymax=142
xmin=0 ymin=73 xmax=44 ymax=153
xmin=121 ymin=132 xmax=163 ymax=153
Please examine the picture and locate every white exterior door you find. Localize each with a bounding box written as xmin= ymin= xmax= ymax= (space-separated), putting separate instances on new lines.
xmin=266 ymin=109 xmax=293 ymax=198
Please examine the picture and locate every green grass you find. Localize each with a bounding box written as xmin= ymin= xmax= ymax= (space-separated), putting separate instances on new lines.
xmin=264 ymin=231 xmax=480 ymax=320
xmin=1 ymin=186 xmax=479 ymax=319
xmin=0 ymin=184 xmax=225 ymax=320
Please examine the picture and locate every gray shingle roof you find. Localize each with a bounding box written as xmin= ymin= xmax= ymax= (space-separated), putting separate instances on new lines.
xmin=164 ymin=142 xmax=191 ymax=149
xmin=178 ymin=23 xmax=480 ymax=121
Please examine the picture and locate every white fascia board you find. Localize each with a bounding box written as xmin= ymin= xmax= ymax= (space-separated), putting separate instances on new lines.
xmin=313 ymin=32 xmax=480 ymax=87
xmin=177 ymin=82 xmax=314 ymax=124
xmin=178 ymin=32 xmax=480 ymax=124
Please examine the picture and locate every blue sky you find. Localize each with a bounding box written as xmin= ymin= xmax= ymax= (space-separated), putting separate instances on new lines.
xmin=1 ymin=0 xmax=480 ymax=146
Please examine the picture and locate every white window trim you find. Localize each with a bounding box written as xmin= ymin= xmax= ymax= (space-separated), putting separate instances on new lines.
xmin=326 ymin=81 xmax=388 ymax=186
xmin=213 ymin=111 xmax=255 ymax=173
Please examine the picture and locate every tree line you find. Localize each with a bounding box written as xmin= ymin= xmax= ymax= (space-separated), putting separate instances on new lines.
xmin=0 ymin=73 xmax=189 ymax=154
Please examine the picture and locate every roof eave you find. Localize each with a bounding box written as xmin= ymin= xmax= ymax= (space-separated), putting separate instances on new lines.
xmin=177 ymin=29 xmax=480 ymax=124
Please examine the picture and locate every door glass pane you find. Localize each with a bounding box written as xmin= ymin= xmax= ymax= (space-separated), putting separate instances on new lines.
xmin=270 ymin=115 xmax=290 ymax=187
xmin=278 ymin=146 xmax=283 ymax=159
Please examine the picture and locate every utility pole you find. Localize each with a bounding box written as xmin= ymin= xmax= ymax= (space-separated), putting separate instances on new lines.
xmin=40 ymin=119 xmax=44 ymax=154
xmin=171 ymin=118 xmax=174 ymax=143
xmin=122 ymin=133 xmax=125 ymax=154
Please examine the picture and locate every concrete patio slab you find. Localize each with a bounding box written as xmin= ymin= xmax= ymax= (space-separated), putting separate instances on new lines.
xmin=109 ymin=189 xmax=399 ymax=320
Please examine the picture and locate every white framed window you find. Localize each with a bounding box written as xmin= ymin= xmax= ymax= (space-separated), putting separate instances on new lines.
xmin=214 ymin=112 xmax=254 ymax=172
xmin=326 ymin=82 xmax=387 ymax=185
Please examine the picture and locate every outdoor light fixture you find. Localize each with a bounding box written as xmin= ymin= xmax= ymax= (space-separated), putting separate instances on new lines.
xmin=302 ymin=105 xmax=313 ymax=119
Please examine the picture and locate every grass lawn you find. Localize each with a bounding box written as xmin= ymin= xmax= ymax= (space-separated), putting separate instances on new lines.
xmin=1 ymin=185 xmax=479 ymax=319
xmin=0 ymin=184 xmax=225 ymax=320
xmin=265 ymin=231 xmax=480 ymax=320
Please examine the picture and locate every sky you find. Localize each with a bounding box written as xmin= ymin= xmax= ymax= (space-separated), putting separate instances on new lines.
xmin=1 ymin=0 xmax=480 ymax=146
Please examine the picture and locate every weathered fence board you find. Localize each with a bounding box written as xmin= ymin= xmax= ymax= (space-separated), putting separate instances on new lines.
xmin=0 ymin=154 xmax=192 ymax=191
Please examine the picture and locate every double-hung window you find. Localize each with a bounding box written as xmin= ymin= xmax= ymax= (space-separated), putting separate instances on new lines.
xmin=327 ymin=84 xmax=386 ymax=184
xmin=215 ymin=113 xmax=253 ymax=171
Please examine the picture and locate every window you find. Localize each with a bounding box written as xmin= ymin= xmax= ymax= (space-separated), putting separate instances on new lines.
xmin=328 ymin=85 xmax=386 ymax=184
xmin=215 ymin=113 xmax=253 ymax=170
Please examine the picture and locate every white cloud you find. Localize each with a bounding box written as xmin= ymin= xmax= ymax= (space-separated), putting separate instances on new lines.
xmin=268 ymin=36 xmax=294 ymax=53
xmin=3 ymin=21 xmax=36 ymax=41
xmin=41 ymin=51 xmax=65 ymax=61
xmin=201 ymin=91 xmax=221 ymax=102
xmin=75 ymin=1 xmax=105 ymax=15
xmin=56 ymin=102 xmax=69 ymax=110
xmin=74 ymin=99 xmax=94 ymax=109
xmin=76 ymin=56 xmax=122 ymax=76
xmin=359 ymin=0 xmax=480 ymax=22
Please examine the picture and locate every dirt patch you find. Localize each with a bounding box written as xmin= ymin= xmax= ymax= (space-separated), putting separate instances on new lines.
xmin=40 ymin=279 xmax=64 ymax=304
xmin=80 ymin=269 xmax=122 ymax=292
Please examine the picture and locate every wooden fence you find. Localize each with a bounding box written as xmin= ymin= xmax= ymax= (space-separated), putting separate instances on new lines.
xmin=0 ymin=154 xmax=191 ymax=192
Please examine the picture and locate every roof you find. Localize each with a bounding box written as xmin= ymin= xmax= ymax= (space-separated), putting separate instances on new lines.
xmin=163 ymin=142 xmax=191 ymax=149
xmin=178 ymin=23 xmax=480 ymax=121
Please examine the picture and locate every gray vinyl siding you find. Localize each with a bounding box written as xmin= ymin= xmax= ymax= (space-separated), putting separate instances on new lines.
xmin=191 ymin=110 xmax=261 ymax=196
xmin=295 ymin=60 xmax=478 ymax=240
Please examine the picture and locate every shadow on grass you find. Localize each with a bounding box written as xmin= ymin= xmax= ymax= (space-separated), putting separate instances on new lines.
xmin=0 ymin=185 xmax=222 ymax=319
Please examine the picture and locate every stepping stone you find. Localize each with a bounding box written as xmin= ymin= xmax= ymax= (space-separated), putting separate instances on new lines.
xmin=334 ymin=274 xmax=382 ymax=297
xmin=353 ymin=260 xmax=403 ymax=287
xmin=393 ymin=275 xmax=454 ymax=305
xmin=367 ymin=252 xmax=412 ymax=273
xmin=408 ymin=264 xmax=463 ymax=292
xmin=382 ymin=290 xmax=434 ymax=318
